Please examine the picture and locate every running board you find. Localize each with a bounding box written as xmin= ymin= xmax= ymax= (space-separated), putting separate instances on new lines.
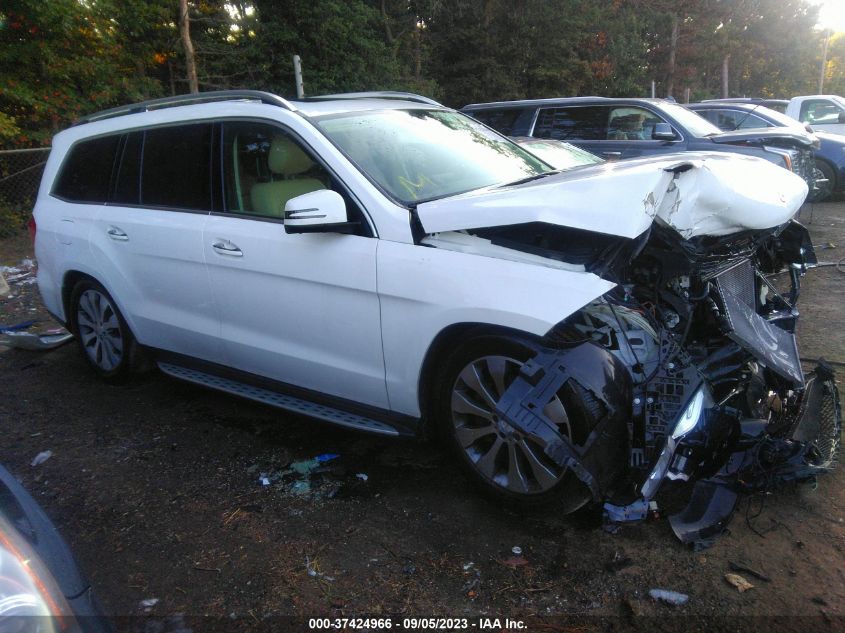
xmin=157 ymin=362 xmax=400 ymax=436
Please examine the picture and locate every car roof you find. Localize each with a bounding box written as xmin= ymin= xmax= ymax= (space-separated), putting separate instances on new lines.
xmin=72 ymin=90 xmax=446 ymax=128
xmin=462 ymin=97 xmax=671 ymax=110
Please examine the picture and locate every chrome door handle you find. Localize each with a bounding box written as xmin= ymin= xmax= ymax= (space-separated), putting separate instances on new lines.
xmin=602 ymin=151 xmax=622 ymax=158
xmin=106 ymin=226 xmax=129 ymax=241
xmin=212 ymin=239 xmax=243 ymax=257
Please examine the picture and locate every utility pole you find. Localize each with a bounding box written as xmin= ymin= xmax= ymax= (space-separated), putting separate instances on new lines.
xmin=179 ymin=0 xmax=199 ymax=93
xmin=293 ymin=55 xmax=304 ymax=98
xmin=721 ymin=54 xmax=730 ymax=98
xmin=819 ymin=29 xmax=831 ymax=94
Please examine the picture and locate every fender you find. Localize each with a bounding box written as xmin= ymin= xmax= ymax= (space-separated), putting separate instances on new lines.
xmin=377 ymin=239 xmax=615 ymax=416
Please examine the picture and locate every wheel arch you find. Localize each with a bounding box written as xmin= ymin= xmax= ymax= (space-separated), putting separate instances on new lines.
xmin=416 ymin=321 xmax=542 ymax=433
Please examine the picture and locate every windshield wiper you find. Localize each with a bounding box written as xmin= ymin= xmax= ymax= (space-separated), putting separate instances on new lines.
xmin=498 ymin=170 xmax=561 ymax=188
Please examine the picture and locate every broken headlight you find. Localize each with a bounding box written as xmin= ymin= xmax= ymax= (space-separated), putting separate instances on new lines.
xmin=672 ymin=388 xmax=706 ymax=440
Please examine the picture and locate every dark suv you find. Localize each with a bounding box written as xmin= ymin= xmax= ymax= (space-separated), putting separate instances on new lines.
xmin=461 ymin=97 xmax=817 ymax=193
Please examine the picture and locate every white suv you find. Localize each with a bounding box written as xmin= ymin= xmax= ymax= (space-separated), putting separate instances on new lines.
xmin=34 ymin=91 xmax=837 ymax=534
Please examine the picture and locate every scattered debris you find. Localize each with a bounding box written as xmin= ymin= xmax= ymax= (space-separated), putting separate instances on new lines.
xmin=462 ymin=562 xmax=475 ymax=571
xmin=305 ymin=555 xmax=334 ymax=582
xmin=315 ymin=453 xmax=340 ymax=463
xmin=259 ymin=476 xmax=270 ymax=486
xmin=724 ymin=573 xmax=755 ymax=593
xmin=139 ymin=598 xmax=159 ymax=611
xmin=0 ymin=322 xmax=73 ymax=351
xmin=499 ymin=546 xmax=529 ymax=568
xmin=30 ymin=450 xmax=52 ymax=467
xmin=728 ymin=561 xmax=771 ymax=582
xmin=649 ymin=589 xmax=689 ymax=606
xmin=356 ymin=473 xmax=368 ymax=481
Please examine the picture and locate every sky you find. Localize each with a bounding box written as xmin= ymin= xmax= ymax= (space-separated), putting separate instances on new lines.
xmin=815 ymin=0 xmax=845 ymax=32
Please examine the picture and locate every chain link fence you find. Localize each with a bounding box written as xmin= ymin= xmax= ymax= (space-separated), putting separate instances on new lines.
xmin=0 ymin=147 xmax=51 ymax=237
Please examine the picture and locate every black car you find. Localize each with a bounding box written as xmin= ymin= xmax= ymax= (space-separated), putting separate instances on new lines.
xmin=0 ymin=463 xmax=112 ymax=632
xmin=461 ymin=97 xmax=817 ymax=194
xmin=689 ymin=101 xmax=845 ymax=201
xmin=699 ymin=97 xmax=790 ymax=113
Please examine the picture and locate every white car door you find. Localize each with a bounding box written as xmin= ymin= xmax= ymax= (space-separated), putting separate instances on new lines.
xmin=202 ymin=121 xmax=387 ymax=408
xmin=88 ymin=125 xmax=222 ymax=362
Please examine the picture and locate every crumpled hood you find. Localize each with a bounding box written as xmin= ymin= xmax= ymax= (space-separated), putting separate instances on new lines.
xmin=709 ymin=127 xmax=817 ymax=148
xmin=416 ymin=151 xmax=808 ymax=239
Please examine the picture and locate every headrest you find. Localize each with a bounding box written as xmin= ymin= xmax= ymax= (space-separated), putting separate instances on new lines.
xmin=268 ymin=136 xmax=314 ymax=175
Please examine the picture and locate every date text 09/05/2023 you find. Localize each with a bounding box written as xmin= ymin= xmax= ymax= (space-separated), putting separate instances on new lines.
xmin=308 ymin=617 xmax=527 ymax=630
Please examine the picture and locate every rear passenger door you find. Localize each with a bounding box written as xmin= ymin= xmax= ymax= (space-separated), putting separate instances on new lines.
xmin=532 ymin=105 xmax=682 ymax=160
xmin=88 ymin=124 xmax=222 ymax=362
xmin=202 ymin=121 xmax=387 ymax=409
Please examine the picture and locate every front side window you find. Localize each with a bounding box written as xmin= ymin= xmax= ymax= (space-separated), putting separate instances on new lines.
xmin=141 ymin=123 xmax=213 ymax=210
xmin=606 ymin=106 xmax=667 ymax=140
xmin=221 ymin=121 xmax=330 ymax=218
xmin=467 ymin=107 xmax=531 ymax=136
xmin=799 ymin=99 xmax=845 ymax=125
xmin=53 ymin=135 xmax=120 ymax=203
xmin=315 ymin=109 xmax=550 ymax=206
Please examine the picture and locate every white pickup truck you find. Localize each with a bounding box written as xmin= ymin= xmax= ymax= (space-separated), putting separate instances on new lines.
xmin=785 ymin=95 xmax=845 ymax=135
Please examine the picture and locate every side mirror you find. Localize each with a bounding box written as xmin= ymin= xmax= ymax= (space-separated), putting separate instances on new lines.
xmin=838 ymin=112 xmax=845 ymax=123
xmin=283 ymin=190 xmax=357 ymax=234
xmin=652 ymin=122 xmax=677 ymax=141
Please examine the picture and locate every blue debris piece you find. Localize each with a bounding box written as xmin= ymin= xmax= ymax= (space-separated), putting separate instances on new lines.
xmin=603 ymin=499 xmax=649 ymax=523
xmin=315 ymin=453 xmax=340 ymax=463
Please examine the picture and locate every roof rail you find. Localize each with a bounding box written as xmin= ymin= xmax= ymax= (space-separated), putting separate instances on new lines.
xmin=73 ymin=90 xmax=296 ymax=126
xmin=302 ymin=91 xmax=443 ymax=107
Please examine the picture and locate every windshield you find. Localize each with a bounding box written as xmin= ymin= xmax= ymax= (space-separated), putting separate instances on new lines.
xmin=658 ymin=102 xmax=723 ymax=137
xmin=516 ymin=139 xmax=603 ymax=170
xmin=754 ymin=105 xmax=809 ymax=128
xmin=315 ymin=109 xmax=552 ymax=205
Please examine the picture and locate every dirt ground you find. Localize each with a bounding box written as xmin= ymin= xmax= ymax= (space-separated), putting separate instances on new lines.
xmin=1 ymin=201 xmax=844 ymax=632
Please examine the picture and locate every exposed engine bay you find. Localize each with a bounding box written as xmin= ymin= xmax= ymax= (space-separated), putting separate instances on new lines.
xmin=419 ymin=156 xmax=841 ymax=547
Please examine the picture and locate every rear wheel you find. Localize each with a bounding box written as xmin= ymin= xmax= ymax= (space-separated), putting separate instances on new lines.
xmin=69 ymin=279 xmax=137 ymax=382
xmin=434 ymin=334 xmax=605 ymax=511
xmin=808 ymin=159 xmax=835 ymax=202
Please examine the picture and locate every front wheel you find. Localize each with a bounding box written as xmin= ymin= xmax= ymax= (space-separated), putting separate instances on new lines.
xmin=808 ymin=159 xmax=835 ymax=203
xmin=434 ymin=334 xmax=605 ymax=511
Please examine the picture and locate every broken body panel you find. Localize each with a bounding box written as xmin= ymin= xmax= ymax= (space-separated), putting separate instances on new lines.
xmin=420 ymin=151 xmax=839 ymax=547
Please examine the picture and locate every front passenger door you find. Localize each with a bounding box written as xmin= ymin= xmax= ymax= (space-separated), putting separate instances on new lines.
xmin=203 ymin=121 xmax=388 ymax=409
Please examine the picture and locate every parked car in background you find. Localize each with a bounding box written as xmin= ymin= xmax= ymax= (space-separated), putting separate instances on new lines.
xmin=33 ymin=90 xmax=838 ymax=546
xmin=461 ymin=97 xmax=818 ymax=195
xmin=512 ymin=137 xmax=603 ymax=170
xmin=689 ymin=101 xmax=844 ymax=201
xmin=0 ymin=463 xmax=112 ymax=631
xmin=700 ymin=97 xmax=789 ymax=113
xmin=784 ymin=95 xmax=845 ymax=135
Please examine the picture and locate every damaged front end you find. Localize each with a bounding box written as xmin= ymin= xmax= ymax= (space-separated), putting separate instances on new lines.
xmin=418 ymin=155 xmax=840 ymax=547
xmin=491 ymin=219 xmax=840 ymax=547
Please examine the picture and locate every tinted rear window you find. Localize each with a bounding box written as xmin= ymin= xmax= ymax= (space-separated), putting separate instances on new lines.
xmin=141 ymin=124 xmax=213 ymax=210
xmin=466 ymin=108 xmax=531 ymax=135
xmin=534 ymin=107 xmax=610 ymax=140
xmin=53 ymin=135 xmax=120 ymax=203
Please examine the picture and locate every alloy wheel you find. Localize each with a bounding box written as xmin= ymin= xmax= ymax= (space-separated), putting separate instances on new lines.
xmin=76 ymin=289 xmax=124 ymax=372
xmin=450 ymin=355 xmax=573 ymax=495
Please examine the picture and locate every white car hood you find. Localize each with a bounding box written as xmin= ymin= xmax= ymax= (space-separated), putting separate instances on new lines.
xmin=416 ymin=152 xmax=808 ymax=239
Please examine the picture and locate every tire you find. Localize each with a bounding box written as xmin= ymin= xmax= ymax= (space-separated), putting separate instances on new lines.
xmin=69 ymin=279 xmax=138 ymax=382
xmin=808 ymin=159 xmax=835 ymax=203
xmin=433 ymin=334 xmax=605 ymax=512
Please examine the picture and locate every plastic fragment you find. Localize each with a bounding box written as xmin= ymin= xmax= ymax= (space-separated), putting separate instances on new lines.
xmin=649 ymin=588 xmax=689 ymax=605
xmin=724 ymin=573 xmax=754 ymax=592
xmin=259 ymin=476 xmax=270 ymax=486
xmin=30 ymin=451 xmax=52 ymax=467
xmin=355 ymin=473 xmax=368 ymax=481
xmin=139 ymin=598 xmax=159 ymax=610
xmin=315 ymin=453 xmax=340 ymax=463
